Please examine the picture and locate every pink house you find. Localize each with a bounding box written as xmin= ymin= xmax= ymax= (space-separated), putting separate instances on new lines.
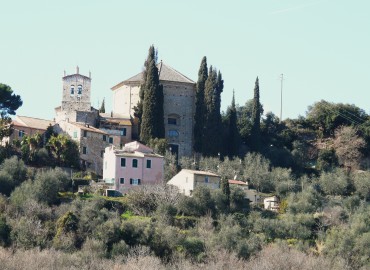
xmin=103 ymin=141 xmax=164 ymax=194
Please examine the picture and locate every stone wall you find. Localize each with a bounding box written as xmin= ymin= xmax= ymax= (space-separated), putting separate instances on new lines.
xmin=61 ymin=74 xmax=92 ymax=122
xmin=163 ymin=81 xmax=195 ymax=158
xmin=112 ymin=80 xmax=195 ymax=159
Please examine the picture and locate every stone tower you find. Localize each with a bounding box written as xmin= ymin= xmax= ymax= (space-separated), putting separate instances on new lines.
xmin=55 ymin=67 xmax=97 ymax=125
xmin=62 ymin=66 xmax=91 ymax=113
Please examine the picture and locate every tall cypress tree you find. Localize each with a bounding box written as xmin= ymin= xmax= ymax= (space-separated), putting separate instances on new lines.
xmin=193 ymin=56 xmax=208 ymax=153
xmin=250 ymin=77 xmax=261 ymax=151
xmin=140 ymin=58 xmax=164 ymax=143
xmin=203 ymin=66 xmax=216 ymax=156
xmin=134 ymin=46 xmax=156 ymax=138
xmin=203 ymin=67 xmax=223 ymax=156
xmin=99 ymin=98 xmax=105 ymax=113
xmin=226 ymin=90 xmax=239 ymax=157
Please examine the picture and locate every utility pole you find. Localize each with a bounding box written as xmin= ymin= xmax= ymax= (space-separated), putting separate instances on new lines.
xmin=280 ymin=73 xmax=284 ymax=122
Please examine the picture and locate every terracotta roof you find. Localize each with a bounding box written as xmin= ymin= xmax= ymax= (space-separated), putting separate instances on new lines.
xmin=182 ymin=169 xmax=220 ymax=177
xmin=228 ymin=180 xmax=247 ymax=185
xmin=69 ymin=122 xmax=107 ymax=135
xmin=15 ymin=116 xmax=54 ymax=130
xmin=111 ymin=62 xmax=195 ymax=90
xmin=101 ymin=118 xmax=132 ymax=126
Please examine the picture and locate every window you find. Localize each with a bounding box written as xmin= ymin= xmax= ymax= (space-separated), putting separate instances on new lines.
xmin=120 ymin=158 xmax=126 ymax=167
xmin=168 ymin=130 xmax=179 ymax=137
xmin=77 ymin=85 xmax=82 ymax=95
xmin=132 ymin=159 xmax=138 ymax=168
xmin=146 ymin=159 xmax=151 ymax=169
xmin=82 ymin=146 xmax=87 ymax=154
xmin=109 ymin=137 xmax=113 ymax=144
xmin=83 ymin=130 xmax=87 ymax=137
xmin=130 ymin=178 xmax=141 ymax=185
xmin=101 ymin=151 xmax=104 ymax=158
xmin=70 ymin=85 xmax=75 ymax=96
xmin=120 ymin=178 xmax=125 ymax=184
xmin=18 ymin=130 xmax=25 ymax=138
xmin=103 ymin=135 xmax=107 ymax=141
xmin=168 ymin=118 xmax=177 ymax=125
xmin=120 ymin=128 xmax=126 ymax=136
xmin=205 ymin=176 xmax=209 ymax=183
xmin=73 ymin=131 xmax=77 ymax=138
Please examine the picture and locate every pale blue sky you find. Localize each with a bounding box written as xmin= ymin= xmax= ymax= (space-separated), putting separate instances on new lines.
xmin=1 ymin=0 xmax=369 ymax=120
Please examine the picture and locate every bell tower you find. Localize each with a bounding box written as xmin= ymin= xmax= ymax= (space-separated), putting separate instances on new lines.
xmin=61 ymin=66 xmax=91 ymax=113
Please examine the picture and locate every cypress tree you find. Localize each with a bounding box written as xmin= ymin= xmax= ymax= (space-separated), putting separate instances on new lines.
xmin=226 ymin=90 xmax=239 ymax=157
xmin=250 ymin=77 xmax=261 ymax=151
xmin=134 ymin=46 xmax=157 ymax=137
xmin=203 ymin=67 xmax=223 ymax=156
xmin=140 ymin=58 xmax=164 ymax=143
xmin=220 ymin=177 xmax=231 ymax=209
xmin=99 ymin=98 xmax=105 ymax=113
xmin=193 ymin=56 xmax=208 ymax=153
xmin=203 ymin=66 xmax=217 ymax=156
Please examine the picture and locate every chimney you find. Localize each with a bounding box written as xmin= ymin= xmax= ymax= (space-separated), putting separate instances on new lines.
xmin=63 ymin=70 xmax=66 ymax=77
xmin=76 ymin=66 xmax=79 ymax=74
xmin=89 ymin=71 xmax=91 ymax=78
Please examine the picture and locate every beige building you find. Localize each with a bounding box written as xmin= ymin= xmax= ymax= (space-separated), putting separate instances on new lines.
xmin=168 ymin=169 xmax=220 ymax=196
xmin=111 ymin=62 xmax=196 ymax=159
xmin=264 ymin=196 xmax=280 ymax=212
xmin=54 ymin=121 xmax=110 ymax=174
xmin=99 ymin=113 xmax=132 ymax=148
xmin=4 ymin=115 xmax=54 ymax=144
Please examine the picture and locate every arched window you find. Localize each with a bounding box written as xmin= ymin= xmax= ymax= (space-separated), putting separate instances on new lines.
xmin=168 ymin=130 xmax=179 ymax=137
xmin=77 ymin=85 xmax=82 ymax=95
xmin=70 ymin=85 xmax=75 ymax=96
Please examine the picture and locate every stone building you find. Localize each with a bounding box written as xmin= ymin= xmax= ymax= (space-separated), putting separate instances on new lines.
xmin=55 ymin=67 xmax=98 ymax=126
xmin=111 ymin=62 xmax=196 ymax=159
xmin=54 ymin=67 xmax=131 ymax=175
xmin=3 ymin=115 xmax=54 ymax=145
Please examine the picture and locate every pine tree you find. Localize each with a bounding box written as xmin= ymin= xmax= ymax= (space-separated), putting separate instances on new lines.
xmin=193 ymin=56 xmax=208 ymax=153
xmin=99 ymin=98 xmax=105 ymax=113
xmin=250 ymin=77 xmax=261 ymax=151
xmin=140 ymin=57 xmax=164 ymax=143
xmin=226 ymin=90 xmax=239 ymax=157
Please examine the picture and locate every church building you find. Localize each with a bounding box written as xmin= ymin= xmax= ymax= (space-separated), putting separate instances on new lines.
xmin=111 ymin=62 xmax=196 ymax=159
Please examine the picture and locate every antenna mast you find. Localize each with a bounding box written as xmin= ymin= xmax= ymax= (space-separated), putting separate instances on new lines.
xmin=280 ymin=73 xmax=284 ymax=122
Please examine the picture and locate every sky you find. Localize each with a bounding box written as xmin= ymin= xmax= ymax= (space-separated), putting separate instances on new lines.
xmin=1 ymin=0 xmax=370 ymax=121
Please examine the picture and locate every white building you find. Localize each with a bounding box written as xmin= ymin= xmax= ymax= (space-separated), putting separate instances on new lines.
xmin=168 ymin=169 xmax=220 ymax=196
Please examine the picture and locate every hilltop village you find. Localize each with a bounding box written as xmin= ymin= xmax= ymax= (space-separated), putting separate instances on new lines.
xmin=0 ymin=48 xmax=369 ymax=269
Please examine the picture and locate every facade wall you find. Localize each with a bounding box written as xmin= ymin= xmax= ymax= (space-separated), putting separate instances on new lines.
xmin=167 ymin=170 xmax=195 ymax=196
xmin=55 ymin=121 xmax=109 ymax=175
xmin=194 ymin=174 xmax=220 ymax=190
xmin=103 ymin=146 xmax=164 ymax=194
xmin=163 ymin=81 xmax=195 ymax=158
xmin=112 ymin=84 xmax=140 ymax=117
xmin=113 ymin=80 xmax=196 ymax=158
xmin=168 ymin=170 xmax=220 ymax=196
xmin=5 ymin=126 xmax=46 ymax=144
xmin=62 ymin=74 xmax=91 ymax=113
